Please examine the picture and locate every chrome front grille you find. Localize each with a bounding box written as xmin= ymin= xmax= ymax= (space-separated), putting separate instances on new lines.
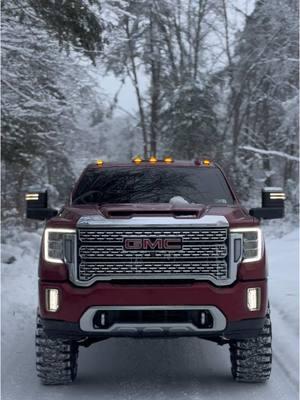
xmin=79 ymin=228 xmax=227 ymax=243
xmin=79 ymin=244 xmax=227 ymax=259
xmin=77 ymin=227 xmax=229 ymax=283
xmin=79 ymin=261 xmax=228 ymax=278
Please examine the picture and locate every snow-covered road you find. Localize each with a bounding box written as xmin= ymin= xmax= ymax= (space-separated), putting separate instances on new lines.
xmin=1 ymin=228 xmax=299 ymax=399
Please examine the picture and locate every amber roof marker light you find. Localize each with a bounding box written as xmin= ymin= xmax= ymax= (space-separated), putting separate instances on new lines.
xmin=96 ymin=160 xmax=104 ymax=167
xmin=194 ymin=159 xmax=213 ymax=166
xmin=203 ymin=159 xmax=211 ymax=166
xmin=132 ymin=155 xmax=143 ymax=164
xmin=148 ymin=156 xmax=158 ymax=164
xmin=163 ymin=156 xmax=174 ymax=164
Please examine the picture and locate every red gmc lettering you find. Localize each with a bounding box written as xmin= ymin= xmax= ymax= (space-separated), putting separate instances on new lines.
xmin=124 ymin=238 xmax=142 ymax=250
xmin=142 ymin=238 xmax=163 ymax=249
xmin=163 ymin=238 xmax=182 ymax=250
xmin=124 ymin=237 xmax=182 ymax=250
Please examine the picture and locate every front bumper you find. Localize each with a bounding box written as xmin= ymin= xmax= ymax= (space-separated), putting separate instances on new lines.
xmin=39 ymin=279 xmax=267 ymax=339
xmin=40 ymin=315 xmax=266 ymax=340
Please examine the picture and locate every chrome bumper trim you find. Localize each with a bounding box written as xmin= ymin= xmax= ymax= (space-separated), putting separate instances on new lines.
xmin=79 ymin=305 xmax=227 ymax=333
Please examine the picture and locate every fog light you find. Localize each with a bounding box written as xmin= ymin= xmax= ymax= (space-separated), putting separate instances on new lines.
xmin=45 ymin=288 xmax=59 ymax=312
xmin=247 ymin=288 xmax=261 ymax=311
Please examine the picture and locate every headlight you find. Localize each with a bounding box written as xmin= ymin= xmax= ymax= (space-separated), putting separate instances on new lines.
xmin=230 ymin=227 xmax=262 ymax=263
xmin=44 ymin=228 xmax=76 ymax=263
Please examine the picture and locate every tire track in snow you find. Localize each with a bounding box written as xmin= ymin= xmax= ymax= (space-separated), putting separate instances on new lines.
xmin=271 ymin=300 xmax=299 ymax=336
xmin=272 ymin=351 xmax=299 ymax=389
xmin=271 ymin=304 xmax=299 ymax=389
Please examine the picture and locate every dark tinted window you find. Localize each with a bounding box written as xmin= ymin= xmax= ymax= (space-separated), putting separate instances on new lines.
xmin=72 ymin=167 xmax=234 ymax=205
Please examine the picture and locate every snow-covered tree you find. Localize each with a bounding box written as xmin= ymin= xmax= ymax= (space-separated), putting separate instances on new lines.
xmin=1 ymin=0 xmax=106 ymax=225
xmin=2 ymin=0 xmax=298 ymax=230
xmin=217 ymin=0 xmax=299 ymax=206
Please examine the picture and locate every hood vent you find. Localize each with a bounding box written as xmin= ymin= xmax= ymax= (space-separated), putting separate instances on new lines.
xmin=105 ymin=209 xmax=200 ymax=219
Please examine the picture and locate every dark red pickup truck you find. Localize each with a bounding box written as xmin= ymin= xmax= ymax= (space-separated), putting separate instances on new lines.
xmin=26 ymin=157 xmax=285 ymax=385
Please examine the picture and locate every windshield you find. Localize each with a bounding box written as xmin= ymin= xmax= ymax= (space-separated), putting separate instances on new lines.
xmin=72 ymin=166 xmax=234 ymax=205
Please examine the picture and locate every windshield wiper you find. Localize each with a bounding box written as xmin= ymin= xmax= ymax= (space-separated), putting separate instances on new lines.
xmin=72 ymin=190 xmax=102 ymax=205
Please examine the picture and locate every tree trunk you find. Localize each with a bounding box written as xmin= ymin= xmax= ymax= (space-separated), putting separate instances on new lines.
xmin=124 ymin=17 xmax=149 ymax=158
xmin=149 ymin=5 xmax=161 ymax=157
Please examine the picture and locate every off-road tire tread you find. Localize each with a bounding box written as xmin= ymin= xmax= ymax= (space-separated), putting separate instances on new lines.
xmin=229 ymin=310 xmax=272 ymax=383
xmin=36 ymin=316 xmax=79 ymax=385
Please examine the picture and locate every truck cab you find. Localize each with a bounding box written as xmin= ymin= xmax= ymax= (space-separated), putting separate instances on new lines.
xmin=27 ymin=157 xmax=285 ymax=385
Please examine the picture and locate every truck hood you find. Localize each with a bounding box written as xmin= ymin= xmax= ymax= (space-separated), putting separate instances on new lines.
xmin=47 ymin=203 xmax=256 ymax=229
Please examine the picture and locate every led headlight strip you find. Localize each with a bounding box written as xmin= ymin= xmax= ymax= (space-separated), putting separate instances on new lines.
xmin=44 ymin=228 xmax=76 ymax=263
xmin=230 ymin=227 xmax=262 ymax=263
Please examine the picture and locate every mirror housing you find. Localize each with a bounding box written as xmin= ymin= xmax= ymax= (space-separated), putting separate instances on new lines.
xmin=25 ymin=191 xmax=58 ymax=220
xmin=249 ymin=187 xmax=285 ymax=220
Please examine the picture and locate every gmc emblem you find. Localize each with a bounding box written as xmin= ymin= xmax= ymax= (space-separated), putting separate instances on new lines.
xmin=124 ymin=237 xmax=182 ymax=251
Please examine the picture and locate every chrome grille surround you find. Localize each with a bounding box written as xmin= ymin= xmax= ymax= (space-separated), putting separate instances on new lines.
xmin=66 ymin=215 xmax=242 ymax=287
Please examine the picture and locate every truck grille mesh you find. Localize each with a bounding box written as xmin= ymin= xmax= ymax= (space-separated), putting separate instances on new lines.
xmin=77 ymin=227 xmax=229 ymax=282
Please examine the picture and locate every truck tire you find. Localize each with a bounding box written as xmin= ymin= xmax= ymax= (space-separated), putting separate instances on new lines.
xmin=36 ymin=315 xmax=79 ymax=385
xmin=229 ymin=311 xmax=272 ymax=383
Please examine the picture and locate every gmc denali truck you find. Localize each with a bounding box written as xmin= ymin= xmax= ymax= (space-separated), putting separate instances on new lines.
xmin=26 ymin=157 xmax=286 ymax=385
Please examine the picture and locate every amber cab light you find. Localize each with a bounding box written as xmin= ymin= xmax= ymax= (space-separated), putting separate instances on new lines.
xmin=132 ymin=155 xmax=143 ymax=164
xmin=96 ymin=159 xmax=104 ymax=167
xmin=163 ymin=156 xmax=174 ymax=164
xmin=203 ymin=159 xmax=211 ymax=166
xmin=149 ymin=156 xmax=157 ymax=163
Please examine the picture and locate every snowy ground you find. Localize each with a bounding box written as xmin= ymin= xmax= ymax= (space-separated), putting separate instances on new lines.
xmin=1 ymin=227 xmax=299 ymax=400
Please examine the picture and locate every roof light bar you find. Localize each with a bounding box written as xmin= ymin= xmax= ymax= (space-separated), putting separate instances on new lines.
xmin=131 ymin=156 xmax=175 ymax=164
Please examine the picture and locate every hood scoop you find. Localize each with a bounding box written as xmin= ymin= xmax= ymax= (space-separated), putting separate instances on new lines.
xmin=107 ymin=210 xmax=199 ymax=218
xmin=100 ymin=205 xmax=205 ymax=219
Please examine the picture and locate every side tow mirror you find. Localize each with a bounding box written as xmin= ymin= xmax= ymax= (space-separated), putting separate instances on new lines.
xmin=25 ymin=191 xmax=58 ymax=220
xmin=249 ymin=187 xmax=285 ymax=220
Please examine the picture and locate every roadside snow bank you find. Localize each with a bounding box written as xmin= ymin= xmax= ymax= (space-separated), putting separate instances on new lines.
xmin=266 ymin=228 xmax=299 ymax=387
xmin=1 ymin=231 xmax=41 ymax=337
